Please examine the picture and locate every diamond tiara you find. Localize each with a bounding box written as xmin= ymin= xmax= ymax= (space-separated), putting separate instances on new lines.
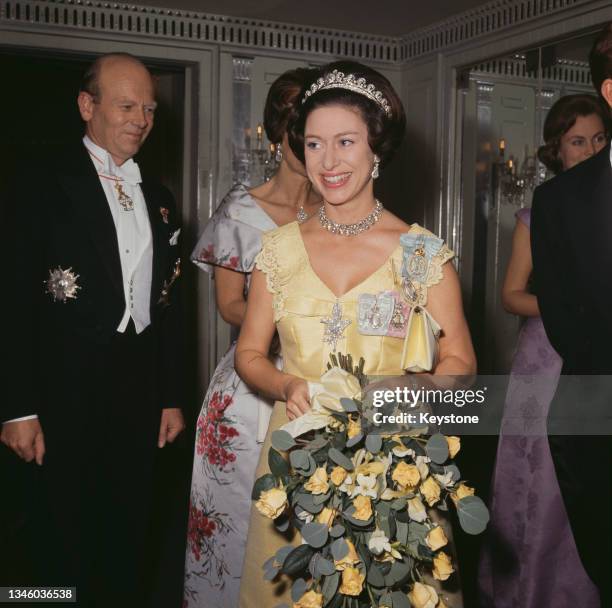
xmin=301 ymin=69 xmax=392 ymax=117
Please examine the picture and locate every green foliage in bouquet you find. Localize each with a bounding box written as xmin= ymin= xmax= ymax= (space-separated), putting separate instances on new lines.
xmin=252 ymin=356 xmax=489 ymax=608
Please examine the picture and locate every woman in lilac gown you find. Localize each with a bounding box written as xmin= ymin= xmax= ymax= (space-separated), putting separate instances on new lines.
xmin=478 ymin=94 xmax=610 ymax=607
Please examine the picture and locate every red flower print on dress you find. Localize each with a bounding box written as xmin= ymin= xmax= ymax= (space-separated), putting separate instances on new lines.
xmin=196 ymin=391 xmax=240 ymax=472
xmin=185 ymin=490 xmax=234 ymax=595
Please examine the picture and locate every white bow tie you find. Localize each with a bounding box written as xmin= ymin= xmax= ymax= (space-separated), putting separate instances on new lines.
xmin=114 ymin=158 xmax=142 ymax=186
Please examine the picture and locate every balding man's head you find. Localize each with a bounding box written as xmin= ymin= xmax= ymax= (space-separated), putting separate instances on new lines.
xmin=77 ymin=53 xmax=157 ymax=166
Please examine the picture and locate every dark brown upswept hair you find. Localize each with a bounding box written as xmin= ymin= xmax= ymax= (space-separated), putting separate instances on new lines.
xmin=79 ymin=52 xmax=150 ymax=100
xmin=589 ymin=22 xmax=612 ymax=102
xmin=288 ymin=61 xmax=406 ymax=166
xmin=263 ymin=67 xmax=318 ymax=144
xmin=537 ymin=94 xmax=610 ymax=174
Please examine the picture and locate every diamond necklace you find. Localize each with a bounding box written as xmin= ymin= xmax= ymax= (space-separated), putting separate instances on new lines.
xmin=318 ymin=200 xmax=383 ymax=236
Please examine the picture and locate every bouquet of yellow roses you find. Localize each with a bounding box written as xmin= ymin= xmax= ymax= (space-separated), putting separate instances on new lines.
xmin=252 ymin=355 xmax=489 ymax=608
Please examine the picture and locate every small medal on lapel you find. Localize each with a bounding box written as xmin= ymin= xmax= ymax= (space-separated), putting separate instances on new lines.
xmin=159 ymin=207 xmax=169 ymax=224
xmin=45 ymin=267 xmax=81 ymax=302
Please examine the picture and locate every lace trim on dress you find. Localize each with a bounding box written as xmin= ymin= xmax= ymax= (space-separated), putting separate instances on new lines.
xmin=254 ymin=225 xmax=306 ymax=321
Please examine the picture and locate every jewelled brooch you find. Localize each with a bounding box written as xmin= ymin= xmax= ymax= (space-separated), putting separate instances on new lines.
xmin=45 ymin=267 xmax=81 ymax=303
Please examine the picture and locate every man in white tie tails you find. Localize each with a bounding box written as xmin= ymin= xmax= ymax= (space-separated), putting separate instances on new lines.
xmin=1 ymin=53 xmax=185 ymax=607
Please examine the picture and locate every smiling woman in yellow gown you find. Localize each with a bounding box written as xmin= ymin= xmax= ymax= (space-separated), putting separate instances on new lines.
xmin=235 ymin=60 xmax=476 ymax=608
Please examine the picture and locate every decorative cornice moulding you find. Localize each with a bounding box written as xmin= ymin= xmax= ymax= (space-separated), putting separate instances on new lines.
xmin=0 ymin=0 xmax=598 ymax=64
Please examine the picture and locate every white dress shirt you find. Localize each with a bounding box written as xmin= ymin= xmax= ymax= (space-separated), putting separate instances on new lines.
xmin=83 ymin=135 xmax=153 ymax=334
xmin=4 ymin=139 xmax=154 ymax=424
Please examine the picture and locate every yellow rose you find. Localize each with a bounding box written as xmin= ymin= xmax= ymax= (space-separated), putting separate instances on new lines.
xmin=446 ymin=436 xmax=461 ymax=458
xmin=334 ymin=539 xmax=361 ymax=571
xmin=330 ymin=466 xmax=348 ymax=486
xmin=304 ymin=467 xmax=329 ymax=495
xmin=432 ymin=551 xmax=454 ymax=581
xmin=352 ymin=495 xmax=373 ymax=521
xmin=392 ymin=461 xmax=421 ymax=489
xmin=255 ymin=487 xmax=287 ymax=519
xmin=450 ymin=483 xmax=475 ymax=506
xmin=425 ymin=526 xmax=448 ymax=551
xmin=347 ymin=417 xmax=361 ymax=439
xmin=356 ymin=460 xmax=386 ymax=476
xmin=293 ymin=590 xmax=323 ymax=608
xmin=316 ymin=507 xmax=336 ymax=528
xmin=420 ymin=476 xmax=441 ymax=506
xmin=293 ymin=590 xmax=324 ymax=608
xmin=338 ymin=566 xmax=365 ymax=596
xmin=407 ymin=496 xmax=427 ymax=522
xmin=407 ymin=582 xmax=439 ymax=608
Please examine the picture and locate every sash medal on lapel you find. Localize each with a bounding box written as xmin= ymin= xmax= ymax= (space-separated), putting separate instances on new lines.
xmin=45 ymin=267 xmax=80 ymax=302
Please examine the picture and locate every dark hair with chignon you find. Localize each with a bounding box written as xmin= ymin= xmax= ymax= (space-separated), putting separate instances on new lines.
xmin=263 ymin=67 xmax=318 ymax=144
xmin=589 ymin=22 xmax=612 ymax=103
xmin=288 ymin=61 xmax=406 ymax=166
xmin=537 ymin=94 xmax=610 ymax=174
xmin=80 ymin=52 xmax=150 ymax=100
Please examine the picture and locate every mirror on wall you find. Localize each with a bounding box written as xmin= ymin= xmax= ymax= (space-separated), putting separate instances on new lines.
xmin=456 ymin=28 xmax=605 ymax=373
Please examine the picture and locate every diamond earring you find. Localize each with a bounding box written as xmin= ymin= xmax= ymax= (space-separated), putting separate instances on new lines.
xmin=371 ymin=155 xmax=380 ymax=180
xmin=275 ymin=143 xmax=283 ymax=163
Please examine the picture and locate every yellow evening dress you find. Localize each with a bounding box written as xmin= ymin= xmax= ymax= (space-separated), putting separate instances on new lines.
xmin=239 ymin=221 xmax=459 ymax=607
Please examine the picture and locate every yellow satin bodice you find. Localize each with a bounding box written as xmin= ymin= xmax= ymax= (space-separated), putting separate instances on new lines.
xmin=255 ymin=221 xmax=453 ymax=382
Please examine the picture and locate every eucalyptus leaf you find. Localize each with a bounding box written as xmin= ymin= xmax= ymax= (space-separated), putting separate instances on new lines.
xmin=328 ymin=447 xmax=354 ymax=471
xmin=271 ymin=429 xmax=296 ymax=452
xmin=281 ymin=544 xmax=315 ymax=576
xmin=391 ymin=590 xmax=411 ymax=608
xmin=330 ymin=537 xmax=349 ymax=561
xmin=316 ymin=556 xmax=336 ymax=576
xmin=290 ymin=449 xmax=309 ymax=469
xmin=396 ymin=520 xmax=409 ymax=546
xmin=379 ymin=592 xmax=393 ymax=608
xmin=365 ymin=433 xmax=382 ymax=454
xmin=330 ymin=524 xmax=345 ymax=538
xmin=275 ymin=545 xmax=295 ymax=566
xmin=425 ymin=433 xmax=450 ymax=464
xmin=313 ymin=491 xmax=331 ymax=505
xmin=296 ymin=492 xmax=325 ymax=514
xmin=291 ymin=578 xmax=307 ymax=602
xmin=457 ymin=495 xmax=490 ymax=535
xmin=366 ymin=563 xmax=385 ymax=587
xmin=251 ymin=473 xmax=276 ymax=500
xmin=387 ymin=559 xmax=410 ymax=586
xmin=302 ymin=522 xmax=329 ymax=548
xmin=340 ymin=397 xmax=359 ymax=412
xmin=269 ymin=448 xmax=289 ymax=477
xmin=444 ymin=463 xmax=461 ymax=481
xmin=305 ymin=435 xmax=329 ymax=451
xmin=321 ymin=571 xmax=340 ymax=604
xmin=346 ymin=433 xmax=363 ymax=448
xmin=390 ymin=497 xmax=407 ymax=511
xmin=408 ymin=522 xmax=428 ymax=544
xmin=263 ymin=564 xmax=280 ymax=581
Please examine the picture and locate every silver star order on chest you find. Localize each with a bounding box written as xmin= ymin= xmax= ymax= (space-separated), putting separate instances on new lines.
xmin=321 ymin=302 xmax=351 ymax=351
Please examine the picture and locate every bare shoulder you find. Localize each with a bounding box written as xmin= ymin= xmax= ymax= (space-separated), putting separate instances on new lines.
xmin=380 ymin=209 xmax=412 ymax=239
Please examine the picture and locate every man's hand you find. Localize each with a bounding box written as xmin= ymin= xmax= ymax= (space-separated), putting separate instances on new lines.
xmin=0 ymin=419 xmax=45 ymax=465
xmin=158 ymin=408 xmax=185 ymax=448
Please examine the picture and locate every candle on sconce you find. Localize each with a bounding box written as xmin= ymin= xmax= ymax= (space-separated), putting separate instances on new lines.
xmin=499 ymin=138 xmax=506 ymax=158
xmin=256 ymin=123 xmax=263 ymax=149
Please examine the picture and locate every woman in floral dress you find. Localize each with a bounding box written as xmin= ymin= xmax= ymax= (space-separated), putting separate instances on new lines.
xmin=183 ymin=67 xmax=321 ymax=608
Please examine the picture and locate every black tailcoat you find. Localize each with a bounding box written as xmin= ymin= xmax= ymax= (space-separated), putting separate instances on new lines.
xmin=531 ymin=144 xmax=611 ymax=605
xmin=2 ymin=141 xmax=183 ymax=607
